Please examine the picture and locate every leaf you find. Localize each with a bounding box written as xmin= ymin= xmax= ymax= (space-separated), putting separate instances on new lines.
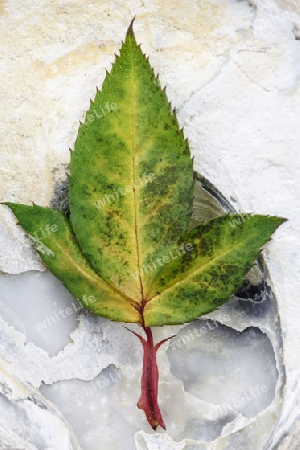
xmin=3 ymin=203 xmax=140 ymax=323
xmin=143 ymin=214 xmax=286 ymax=326
xmin=3 ymin=21 xmax=285 ymax=329
xmin=3 ymin=20 xmax=287 ymax=432
xmin=68 ymin=21 xmax=194 ymax=301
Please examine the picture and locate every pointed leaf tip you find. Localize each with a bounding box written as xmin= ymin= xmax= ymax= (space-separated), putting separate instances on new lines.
xmin=126 ymin=17 xmax=135 ymax=37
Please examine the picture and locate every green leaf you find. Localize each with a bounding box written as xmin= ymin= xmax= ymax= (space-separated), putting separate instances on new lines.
xmin=143 ymin=214 xmax=286 ymax=326
xmin=3 ymin=22 xmax=286 ymax=329
xmin=3 ymin=21 xmax=287 ymax=431
xmin=68 ymin=22 xmax=194 ymax=301
xmin=3 ymin=203 xmax=140 ymax=323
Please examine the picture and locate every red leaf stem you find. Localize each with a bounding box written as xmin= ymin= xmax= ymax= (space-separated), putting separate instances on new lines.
xmin=125 ymin=326 xmax=174 ymax=429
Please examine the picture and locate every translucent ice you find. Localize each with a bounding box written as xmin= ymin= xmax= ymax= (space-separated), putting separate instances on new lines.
xmin=0 ymin=271 xmax=80 ymax=356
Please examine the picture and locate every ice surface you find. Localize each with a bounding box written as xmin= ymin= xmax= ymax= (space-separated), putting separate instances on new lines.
xmin=0 ymin=271 xmax=79 ymax=356
xmin=167 ymin=322 xmax=277 ymax=418
xmin=40 ymin=368 xmax=140 ymax=450
xmin=0 ymin=265 xmax=281 ymax=448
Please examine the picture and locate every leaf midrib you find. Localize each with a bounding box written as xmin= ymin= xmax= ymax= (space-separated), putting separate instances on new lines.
xmin=129 ymin=36 xmax=144 ymax=302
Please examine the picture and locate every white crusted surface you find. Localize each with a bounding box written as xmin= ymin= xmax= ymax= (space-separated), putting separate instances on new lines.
xmin=0 ymin=0 xmax=300 ymax=448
